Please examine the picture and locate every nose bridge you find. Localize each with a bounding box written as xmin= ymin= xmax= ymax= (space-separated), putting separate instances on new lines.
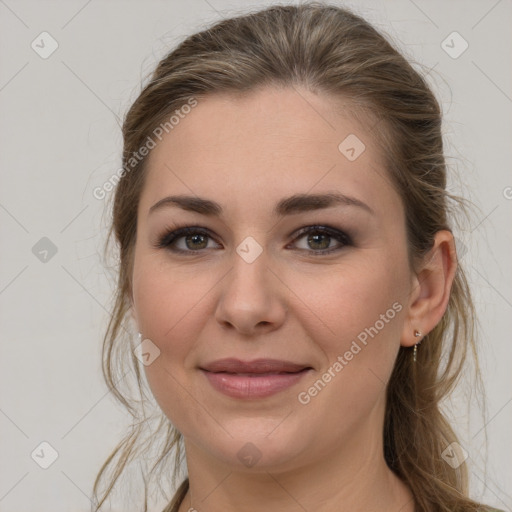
xmin=235 ymin=234 xmax=266 ymax=265
xmin=228 ymin=234 xmax=271 ymax=298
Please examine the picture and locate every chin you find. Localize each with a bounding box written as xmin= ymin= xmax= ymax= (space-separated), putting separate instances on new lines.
xmin=190 ymin=417 xmax=313 ymax=472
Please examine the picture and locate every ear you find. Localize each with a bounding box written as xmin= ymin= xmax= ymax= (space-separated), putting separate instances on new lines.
xmin=400 ymin=230 xmax=457 ymax=347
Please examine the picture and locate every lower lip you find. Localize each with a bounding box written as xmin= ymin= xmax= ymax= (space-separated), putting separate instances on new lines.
xmin=201 ymin=369 xmax=311 ymax=399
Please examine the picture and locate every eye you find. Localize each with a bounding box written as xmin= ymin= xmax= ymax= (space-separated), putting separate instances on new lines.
xmin=155 ymin=226 xmax=220 ymax=253
xmin=154 ymin=224 xmax=352 ymax=256
xmin=289 ymin=225 xmax=352 ymax=255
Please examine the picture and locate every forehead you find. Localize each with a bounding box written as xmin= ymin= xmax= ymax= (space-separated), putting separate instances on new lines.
xmin=140 ymin=86 xmax=401 ymax=219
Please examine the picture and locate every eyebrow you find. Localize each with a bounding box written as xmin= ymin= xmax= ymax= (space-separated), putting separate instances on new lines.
xmin=149 ymin=191 xmax=374 ymax=217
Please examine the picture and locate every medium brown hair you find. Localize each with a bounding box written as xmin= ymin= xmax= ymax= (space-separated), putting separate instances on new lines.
xmin=94 ymin=3 xmax=492 ymax=511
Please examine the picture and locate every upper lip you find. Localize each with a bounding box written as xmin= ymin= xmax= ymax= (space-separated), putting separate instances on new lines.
xmin=200 ymin=358 xmax=312 ymax=374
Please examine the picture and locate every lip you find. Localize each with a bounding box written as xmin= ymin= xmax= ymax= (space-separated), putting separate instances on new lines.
xmin=200 ymin=358 xmax=313 ymax=399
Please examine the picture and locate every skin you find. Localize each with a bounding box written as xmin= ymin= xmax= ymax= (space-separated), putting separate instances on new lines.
xmin=130 ymin=86 xmax=457 ymax=512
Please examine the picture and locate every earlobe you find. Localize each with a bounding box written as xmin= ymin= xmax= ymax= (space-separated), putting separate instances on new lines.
xmin=400 ymin=230 xmax=457 ymax=347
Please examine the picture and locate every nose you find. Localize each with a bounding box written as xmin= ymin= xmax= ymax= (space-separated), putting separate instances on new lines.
xmin=214 ymin=247 xmax=287 ymax=337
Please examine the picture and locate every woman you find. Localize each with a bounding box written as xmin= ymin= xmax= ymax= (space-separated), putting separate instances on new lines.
xmin=94 ymin=3 xmax=504 ymax=511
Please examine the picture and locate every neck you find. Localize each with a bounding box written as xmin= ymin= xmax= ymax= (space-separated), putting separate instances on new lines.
xmin=178 ymin=412 xmax=415 ymax=512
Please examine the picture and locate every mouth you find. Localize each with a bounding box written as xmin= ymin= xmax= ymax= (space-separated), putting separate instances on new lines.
xmin=199 ymin=358 xmax=313 ymax=399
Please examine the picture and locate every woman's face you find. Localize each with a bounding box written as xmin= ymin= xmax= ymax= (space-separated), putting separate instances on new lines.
xmin=131 ymin=86 xmax=416 ymax=472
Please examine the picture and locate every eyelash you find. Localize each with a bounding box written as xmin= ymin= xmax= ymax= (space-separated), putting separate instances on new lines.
xmin=154 ymin=224 xmax=353 ymax=256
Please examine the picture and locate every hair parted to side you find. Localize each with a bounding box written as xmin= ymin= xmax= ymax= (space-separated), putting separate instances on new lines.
xmin=94 ymin=3 xmax=491 ymax=512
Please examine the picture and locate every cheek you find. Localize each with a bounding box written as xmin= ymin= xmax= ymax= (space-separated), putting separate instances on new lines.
xmin=132 ymin=258 xmax=213 ymax=342
xmin=132 ymin=259 xmax=218 ymax=431
xmin=295 ymin=257 xmax=407 ymax=352
xmin=292 ymin=262 xmax=406 ymax=430
xmin=299 ymin=265 xmax=408 ymax=424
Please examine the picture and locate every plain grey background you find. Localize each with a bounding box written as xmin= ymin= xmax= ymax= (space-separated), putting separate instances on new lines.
xmin=0 ymin=0 xmax=511 ymax=511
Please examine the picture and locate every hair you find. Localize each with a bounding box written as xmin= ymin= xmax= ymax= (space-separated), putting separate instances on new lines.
xmin=93 ymin=3 xmax=493 ymax=512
